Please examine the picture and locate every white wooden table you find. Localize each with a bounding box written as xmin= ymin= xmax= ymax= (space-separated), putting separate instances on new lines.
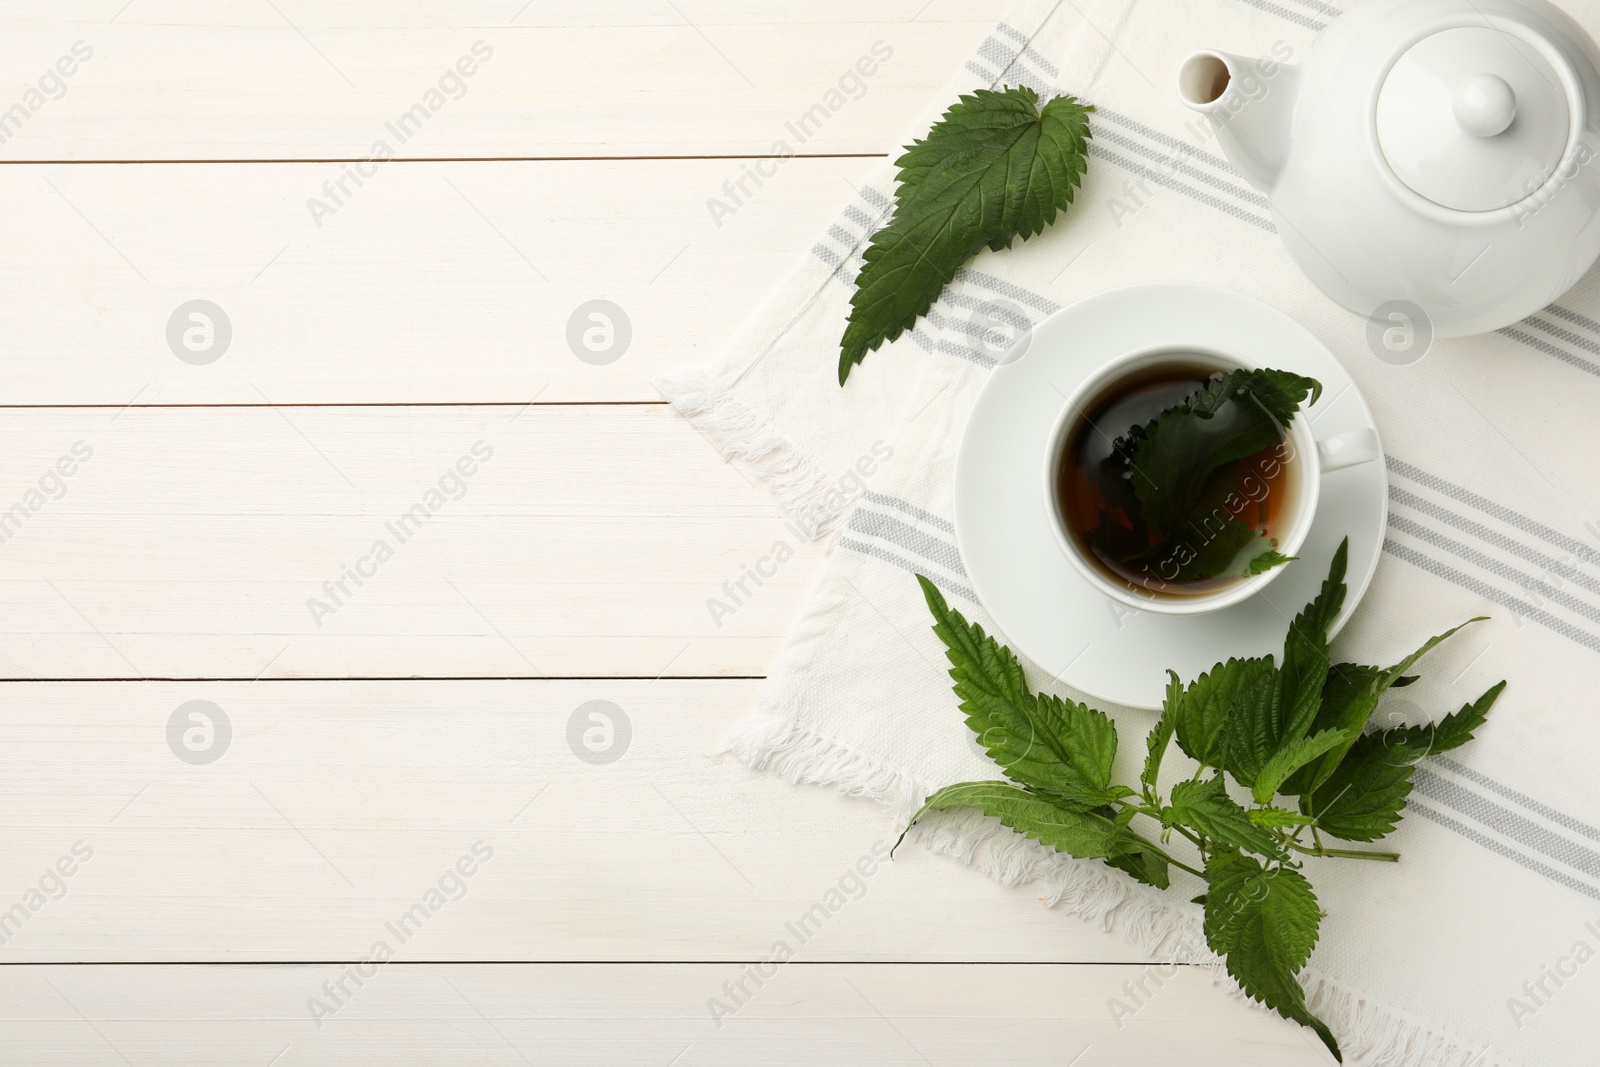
xmin=0 ymin=4 xmax=1331 ymax=1063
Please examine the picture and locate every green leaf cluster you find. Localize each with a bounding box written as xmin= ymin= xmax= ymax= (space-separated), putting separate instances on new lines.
xmin=838 ymin=86 xmax=1093 ymax=384
xmin=904 ymin=540 xmax=1504 ymax=1060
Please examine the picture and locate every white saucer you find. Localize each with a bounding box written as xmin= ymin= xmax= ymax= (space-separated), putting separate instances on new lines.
xmin=952 ymin=283 xmax=1387 ymax=711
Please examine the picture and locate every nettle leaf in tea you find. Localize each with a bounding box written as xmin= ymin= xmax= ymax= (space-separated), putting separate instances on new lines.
xmin=1063 ymin=366 xmax=1321 ymax=592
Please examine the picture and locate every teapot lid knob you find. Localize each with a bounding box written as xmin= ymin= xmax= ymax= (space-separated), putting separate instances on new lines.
xmin=1453 ymin=73 xmax=1517 ymax=137
xmin=1377 ymin=26 xmax=1571 ymax=211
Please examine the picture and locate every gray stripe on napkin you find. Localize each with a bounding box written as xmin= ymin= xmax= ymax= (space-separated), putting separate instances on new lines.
xmin=1389 ymin=486 xmax=1600 ymax=601
xmin=977 ymin=38 xmax=1019 ymax=77
xmin=832 ymin=212 xmax=879 ymax=244
xmin=928 ymin=297 xmax=1029 ymax=344
xmin=1387 ymin=516 xmax=1600 ymax=629
xmin=1279 ymin=0 xmax=1343 ymax=17
xmin=1091 ymin=126 xmax=1270 ymax=208
xmin=1409 ymin=801 xmax=1600 ymax=902
xmin=848 ymin=507 xmax=968 ymax=577
xmin=1415 ymin=769 xmax=1600 ymax=884
xmin=903 ymin=309 xmax=1000 ymax=367
xmin=907 ymin=322 xmax=985 ymax=362
xmin=827 ymin=224 xmax=860 ymax=251
xmin=967 ymin=57 xmax=1054 ymax=97
xmin=823 ymin=227 xmax=866 ymax=265
xmin=831 ymin=274 xmax=1049 ymax=371
xmin=941 ymin=291 xmax=1025 ymax=318
xmin=857 ymin=186 xmax=890 ymax=211
xmin=1434 ymin=756 xmax=1600 ymax=844
xmin=842 ymin=205 xmax=878 ymax=231
xmin=862 ymin=491 xmax=956 ymax=535
xmin=995 ymin=23 xmax=1060 ymax=78
xmin=1091 ymin=106 xmax=1238 ymax=176
xmin=942 ymin=309 xmax=1025 ymax=346
xmin=837 ymin=536 xmax=978 ymax=604
xmin=1387 ymin=456 xmax=1600 ymax=564
xmin=1523 ymin=315 xmax=1600 ymax=362
xmin=1382 ymin=540 xmax=1600 ymax=655
xmin=812 ymin=243 xmax=842 ymax=268
xmin=1086 ymin=142 xmax=1277 ymax=232
xmin=933 ymin=333 xmax=996 ymax=367
xmin=1543 ymin=302 xmax=1600 ymax=336
xmin=810 ymin=243 xmax=856 ymax=285
xmin=1231 ymin=0 xmax=1326 ymax=30
xmin=954 ymin=270 xmax=1061 ymax=314
xmin=1497 ymin=325 xmax=1600 ymax=379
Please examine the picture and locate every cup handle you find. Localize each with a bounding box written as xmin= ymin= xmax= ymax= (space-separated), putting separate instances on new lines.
xmin=1315 ymin=428 xmax=1381 ymax=473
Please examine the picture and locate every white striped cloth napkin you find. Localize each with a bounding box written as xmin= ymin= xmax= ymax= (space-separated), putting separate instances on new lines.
xmin=660 ymin=2 xmax=1600 ymax=1063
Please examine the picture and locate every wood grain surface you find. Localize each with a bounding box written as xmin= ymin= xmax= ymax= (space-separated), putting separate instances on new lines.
xmin=0 ymin=3 xmax=1329 ymax=1063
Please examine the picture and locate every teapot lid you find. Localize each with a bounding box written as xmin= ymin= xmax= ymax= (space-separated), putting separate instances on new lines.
xmin=1376 ymin=25 xmax=1573 ymax=212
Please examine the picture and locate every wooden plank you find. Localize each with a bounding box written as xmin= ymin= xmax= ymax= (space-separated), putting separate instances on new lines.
xmin=0 ymin=1 xmax=1006 ymax=159
xmin=0 ymin=405 xmax=838 ymax=679
xmin=0 ymin=964 xmax=1328 ymax=1066
xmin=2 ymin=678 xmax=1171 ymax=964
xmin=1 ymin=157 xmax=865 ymax=404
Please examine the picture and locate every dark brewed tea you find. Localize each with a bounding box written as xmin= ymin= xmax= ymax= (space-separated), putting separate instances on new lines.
xmin=1057 ymin=358 xmax=1300 ymax=598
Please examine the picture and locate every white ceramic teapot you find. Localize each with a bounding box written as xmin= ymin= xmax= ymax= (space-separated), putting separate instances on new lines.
xmin=1179 ymin=0 xmax=1600 ymax=336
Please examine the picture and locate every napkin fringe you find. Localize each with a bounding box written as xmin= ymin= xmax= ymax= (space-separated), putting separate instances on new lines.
xmin=1301 ymin=979 xmax=1511 ymax=1067
xmin=726 ymin=712 xmax=925 ymax=812
xmin=917 ymin=806 xmax=1512 ymax=1067
xmin=655 ymin=368 xmax=853 ymax=538
xmin=728 ymin=710 xmax=1512 ymax=1067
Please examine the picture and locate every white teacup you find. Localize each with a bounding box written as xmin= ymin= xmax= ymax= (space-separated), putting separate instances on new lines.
xmin=1043 ymin=346 xmax=1379 ymax=616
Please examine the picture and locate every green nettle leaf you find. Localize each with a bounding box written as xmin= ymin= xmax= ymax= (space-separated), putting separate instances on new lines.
xmin=1103 ymin=843 xmax=1172 ymax=889
xmin=1203 ymin=852 xmax=1337 ymax=1060
xmin=1247 ymin=807 xmax=1317 ymax=829
xmin=1114 ymin=370 xmax=1320 ymax=581
xmin=906 ymin=781 xmax=1118 ymax=858
xmin=1243 ymin=547 xmax=1296 ymax=576
xmin=1212 ymin=540 xmax=1347 ymax=793
xmin=1283 ymin=615 xmax=1488 ymax=796
xmin=1141 ymin=671 xmax=1181 ymax=791
xmin=1131 ymin=370 xmax=1321 ymax=534
xmin=1167 ymin=522 xmax=1285 ymax=583
xmin=1219 ymin=664 xmax=1287 ymax=791
xmin=1386 ymin=681 xmax=1506 ymax=756
xmin=1378 ymin=620 xmax=1489 ymax=691
xmin=1308 ymin=681 xmax=1506 ymax=842
xmin=1101 ymin=805 xmax=1172 ymax=890
xmin=910 ymin=536 xmax=1505 ymax=1060
xmin=1252 ymin=728 xmax=1355 ymax=805
xmin=918 ymin=576 xmax=1122 ymax=806
xmin=1306 ymin=735 xmax=1417 ymax=842
xmin=1186 ymin=367 xmax=1324 ymax=426
xmin=838 ymin=87 xmax=1093 ymax=383
xmin=1175 ymin=656 xmax=1276 ymax=770
xmin=1278 ymin=662 xmax=1386 ymax=797
xmin=1166 ymin=776 xmax=1283 ymax=858
xmin=1276 ymin=539 xmax=1348 ymax=744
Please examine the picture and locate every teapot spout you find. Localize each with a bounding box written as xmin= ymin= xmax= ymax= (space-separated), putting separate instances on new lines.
xmin=1177 ymin=50 xmax=1299 ymax=194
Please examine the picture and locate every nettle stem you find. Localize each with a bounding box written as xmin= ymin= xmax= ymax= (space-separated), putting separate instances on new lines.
xmin=1133 ymin=834 xmax=1204 ymax=880
xmin=1287 ymin=841 xmax=1400 ymax=862
xmin=1111 ymin=799 xmax=1207 ymax=879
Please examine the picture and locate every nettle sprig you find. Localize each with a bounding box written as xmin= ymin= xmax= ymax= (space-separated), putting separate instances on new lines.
xmin=901 ymin=540 xmax=1504 ymax=1060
